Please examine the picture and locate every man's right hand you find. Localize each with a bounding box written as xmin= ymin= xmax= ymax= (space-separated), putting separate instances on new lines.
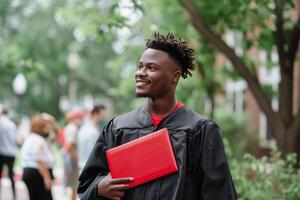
xmin=97 ymin=173 xmax=133 ymax=200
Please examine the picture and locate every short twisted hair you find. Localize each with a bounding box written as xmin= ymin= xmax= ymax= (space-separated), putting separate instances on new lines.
xmin=145 ymin=32 xmax=196 ymax=78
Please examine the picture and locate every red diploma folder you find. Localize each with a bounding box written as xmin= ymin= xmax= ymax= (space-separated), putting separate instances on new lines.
xmin=105 ymin=128 xmax=178 ymax=187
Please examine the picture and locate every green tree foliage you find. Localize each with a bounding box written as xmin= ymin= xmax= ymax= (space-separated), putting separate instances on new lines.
xmin=178 ymin=0 xmax=300 ymax=156
xmin=0 ymin=0 xmax=137 ymax=118
xmin=1 ymin=0 xmax=299 ymax=159
xmin=0 ymin=0 xmax=74 ymax=117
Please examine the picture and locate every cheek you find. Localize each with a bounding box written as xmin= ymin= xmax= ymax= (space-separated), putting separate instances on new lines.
xmin=151 ymin=74 xmax=172 ymax=90
xmin=134 ymin=70 xmax=139 ymax=77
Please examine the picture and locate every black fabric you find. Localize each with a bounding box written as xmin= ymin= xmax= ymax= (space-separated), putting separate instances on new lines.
xmin=22 ymin=167 xmax=53 ymax=200
xmin=78 ymin=106 xmax=237 ymax=200
xmin=0 ymin=155 xmax=16 ymax=198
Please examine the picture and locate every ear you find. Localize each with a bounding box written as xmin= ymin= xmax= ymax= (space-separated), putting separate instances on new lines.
xmin=173 ymin=70 xmax=181 ymax=83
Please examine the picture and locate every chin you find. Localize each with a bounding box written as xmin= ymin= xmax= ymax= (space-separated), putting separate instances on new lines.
xmin=135 ymin=92 xmax=149 ymax=98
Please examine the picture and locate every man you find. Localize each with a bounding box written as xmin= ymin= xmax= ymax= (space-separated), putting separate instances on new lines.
xmin=63 ymin=109 xmax=85 ymax=200
xmin=77 ymin=105 xmax=107 ymax=171
xmin=78 ymin=32 xmax=237 ymax=200
xmin=0 ymin=109 xmax=18 ymax=200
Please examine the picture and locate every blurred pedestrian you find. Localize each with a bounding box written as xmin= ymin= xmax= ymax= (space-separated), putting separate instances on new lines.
xmin=21 ymin=114 xmax=55 ymax=200
xmin=41 ymin=112 xmax=60 ymax=144
xmin=77 ymin=105 xmax=107 ymax=172
xmin=63 ymin=109 xmax=85 ymax=200
xmin=0 ymin=109 xmax=18 ymax=200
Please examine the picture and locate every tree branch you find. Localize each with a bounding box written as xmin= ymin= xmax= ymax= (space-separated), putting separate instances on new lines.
xmin=287 ymin=17 xmax=300 ymax=66
xmin=289 ymin=111 xmax=300 ymax=140
xmin=250 ymin=61 xmax=259 ymax=83
xmin=196 ymin=61 xmax=205 ymax=78
xmin=178 ymin=0 xmax=284 ymax=139
xmin=74 ymin=71 xmax=114 ymax=97
xmin=274 ymin=0 xmax=287 ymax=71
xmin=274 ymin=1 xmax=295 ymax=127
xmin=287 ymin=110 xmax=300 ymax=153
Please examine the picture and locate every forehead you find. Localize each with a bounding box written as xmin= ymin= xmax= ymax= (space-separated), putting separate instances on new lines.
xmin=139 ymin=48 xmax=173 ymax=65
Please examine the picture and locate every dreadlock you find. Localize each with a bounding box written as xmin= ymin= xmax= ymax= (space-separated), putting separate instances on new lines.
xmin=145 ymin=32 xmax=196 ymax=79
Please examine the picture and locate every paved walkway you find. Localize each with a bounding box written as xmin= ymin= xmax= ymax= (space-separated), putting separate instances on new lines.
xmin=0 ymin=178 xmax=72 ymax=200
xmin=0 ymin=168 xmax=74 ymax=200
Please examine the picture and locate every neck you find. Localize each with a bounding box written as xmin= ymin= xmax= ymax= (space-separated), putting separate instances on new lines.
xmin=147 ymin=94 xmax=177 ymax=116
xmin=90 ymin=116 xmax=98 ymax=125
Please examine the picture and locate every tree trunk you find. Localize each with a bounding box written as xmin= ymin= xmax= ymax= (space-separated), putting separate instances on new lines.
xmin=196 ymin=61 xmax=216 ymax=119
xmin=179 ymin=0 xmax=285 ymax=145
xmin=209 ymin=92 xmax=215 ymax=119
xmin=275 ymin=1 xmax=294 ymax=129
xmin=178 ymin=0 xmax=300 ymax=157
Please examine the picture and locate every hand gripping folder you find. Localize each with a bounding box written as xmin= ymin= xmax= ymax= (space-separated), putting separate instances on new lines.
xmin=105 ymin=128 xmax=178 ymax=187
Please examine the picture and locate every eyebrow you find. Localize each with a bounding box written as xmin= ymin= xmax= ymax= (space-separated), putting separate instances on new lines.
xmin=138 ymin=61 xmax=160 ymax=66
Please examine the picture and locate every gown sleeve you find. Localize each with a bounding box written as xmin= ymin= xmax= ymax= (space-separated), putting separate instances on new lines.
xmin=193 ymin=120 xmax=237 ymax=200
xmin=77 ymin=119 xmax=116 ymax=200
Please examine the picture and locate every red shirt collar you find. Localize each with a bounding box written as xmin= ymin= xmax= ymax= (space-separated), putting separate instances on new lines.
xmin=149 ymin=102 xmax=184 ymax=128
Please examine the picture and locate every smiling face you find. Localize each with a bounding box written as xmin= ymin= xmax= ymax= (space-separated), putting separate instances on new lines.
xmin=135 ymin=48 xmax=181 ymax=99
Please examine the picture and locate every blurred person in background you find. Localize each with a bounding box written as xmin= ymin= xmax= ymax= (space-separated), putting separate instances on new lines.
xmin=15 ymin=116 xmax=31 ymax=146
xmin=0 ymin=109 xmax=18 ymax=200
xmin=77 ymin=105 xmax=107 ymax=172
xmin=21 ymin=114 xmax=56 ymax=200
xmin=41 ymin=112 xmax=60 ymax=144
xmin=63 ymin=109 xmax=85 ymax=200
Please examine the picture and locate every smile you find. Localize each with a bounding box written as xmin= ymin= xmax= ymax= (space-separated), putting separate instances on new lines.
xmin=136 ymin=80 xmax=150 ymax=86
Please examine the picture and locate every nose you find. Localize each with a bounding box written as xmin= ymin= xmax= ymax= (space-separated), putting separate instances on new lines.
xmin=135 ymin=66 xmax=147 ymax=78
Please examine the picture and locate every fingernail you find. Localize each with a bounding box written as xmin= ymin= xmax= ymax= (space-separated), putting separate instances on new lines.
xmin=130 ymin=177 xmax=134 ymax=181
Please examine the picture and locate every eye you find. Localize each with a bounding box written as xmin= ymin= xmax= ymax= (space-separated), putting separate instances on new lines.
xmin=148 ymin=65 xmax=156 ymax=71
xmin=137 ymin=64 xmax=143 ymax=70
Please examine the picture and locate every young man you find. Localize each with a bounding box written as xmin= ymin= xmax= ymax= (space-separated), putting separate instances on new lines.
xmin=78 ymin=32 xmax=237 ymax=200
xmin=77 ymin=105 xmax=107 ymax=172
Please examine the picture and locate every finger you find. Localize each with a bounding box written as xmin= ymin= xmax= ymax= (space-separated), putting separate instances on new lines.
xmin=111 ymin=184 xmax=130 ymax=190
xmin=103 ymin=173 xmax=111 ymax=179
xmin=111 ymin=190 xmax=125 ymax=197
xmin=112 ymin=197 xmax=120 ymax=200
xmin=110 ymin=177 xmax=134 ymax=184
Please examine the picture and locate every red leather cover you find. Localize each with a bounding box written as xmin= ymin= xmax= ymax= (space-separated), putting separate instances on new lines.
xmin=105 ymin=128 xmax=178 ymax=187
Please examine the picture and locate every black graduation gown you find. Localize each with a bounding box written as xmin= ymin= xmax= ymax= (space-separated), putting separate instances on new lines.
xmin=78 ymin=106 xmax=237 ymax=200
